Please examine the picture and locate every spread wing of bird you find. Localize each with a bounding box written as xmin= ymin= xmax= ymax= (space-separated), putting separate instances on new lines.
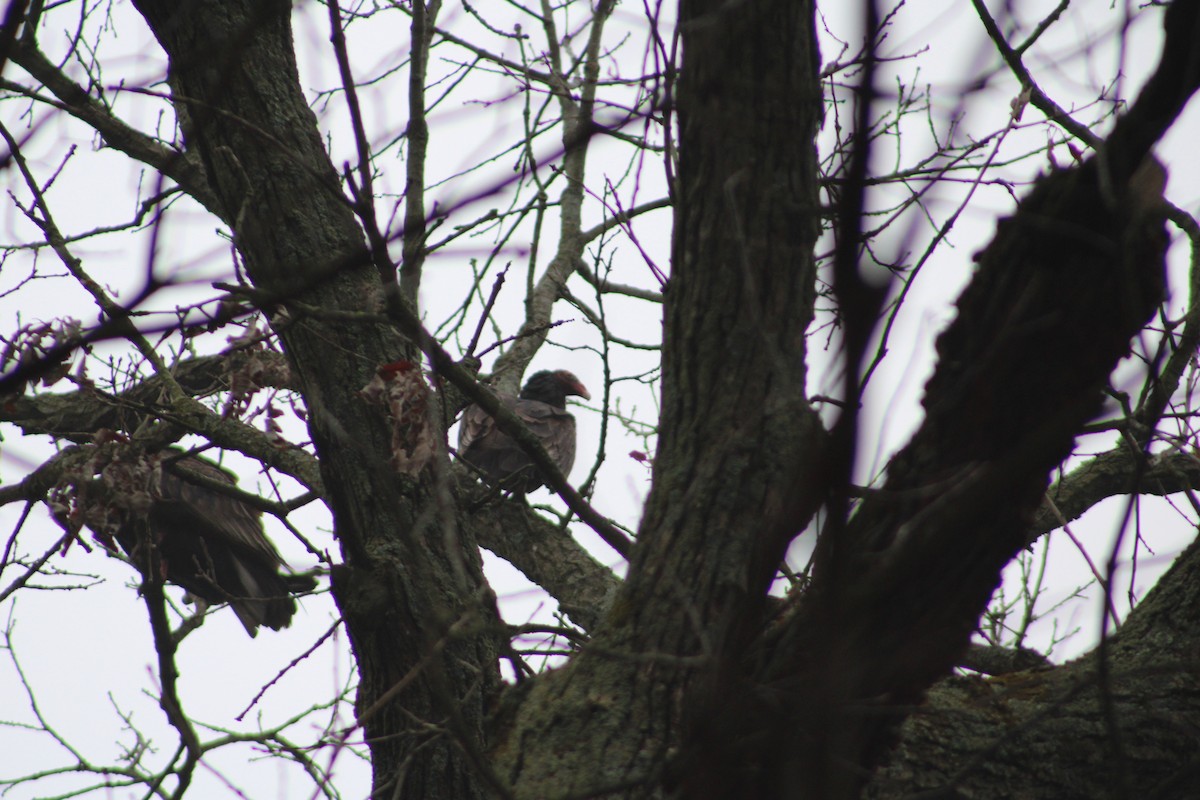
xmin=115 ymin=454 xmax=314 ymax=637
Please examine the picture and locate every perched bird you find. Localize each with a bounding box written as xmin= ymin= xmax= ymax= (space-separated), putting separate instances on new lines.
xmin=114 ymin=455 xmax=315 ymax=637
xmin=457 ymin=369 xmax=590 ymax=493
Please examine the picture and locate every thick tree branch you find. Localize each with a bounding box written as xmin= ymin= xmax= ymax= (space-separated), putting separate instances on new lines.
xmin=459 ymin=475 xmax=620 ymax=632
xmin=1034 ymin=447 xmax=1200 ymax=542
xmin=492 ymin=3 xmax=828 ymax=795
xmin=959 ymin=643 xmax=1052 ymax=676
xmin=868 ymin=533 xmax=1200 ymax=799
xmin=122 ymin=3 xmax=500 ymax=793
xmin=0 ymin=352 xmax=321 ymax=491
xmin=398 ymin=0 xmax=438 ymax=304
xmin=767 ymin=5 xmax=1200 ymax=791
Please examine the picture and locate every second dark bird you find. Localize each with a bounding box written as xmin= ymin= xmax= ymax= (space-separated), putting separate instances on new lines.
xmin=113 ymin=455 xmax=315 ymax=637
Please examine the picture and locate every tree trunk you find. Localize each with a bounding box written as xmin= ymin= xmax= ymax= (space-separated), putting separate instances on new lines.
xmin=491 ymin=0 xmax=828 ymax=794
xmin=126 ymin=1 xmax=498 ymax=795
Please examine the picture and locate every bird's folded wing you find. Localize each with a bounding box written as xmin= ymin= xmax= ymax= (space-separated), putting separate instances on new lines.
xmin=159 ymin=458 xmax=285 ymax=568
xmin=514 ymin=402 xmax=577 ymax=477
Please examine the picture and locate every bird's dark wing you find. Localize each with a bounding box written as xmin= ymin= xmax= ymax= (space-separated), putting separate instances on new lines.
xmin=458 ymin=391 xmax=532 ymax=485
xmin=457 ymin=396 xmax=576 ymax=492
xmin=457 ymin=399 xmax=501 ymax=467
xmin=160 ymin=458 xmax=285 ymax=568
xmin=514 ymin=399 xmax=577 ymax=479
xmin=115 ymin=455 xmax=309 ymax=636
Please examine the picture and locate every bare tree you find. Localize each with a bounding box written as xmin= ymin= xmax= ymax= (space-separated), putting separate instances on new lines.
xmin=3 ymin=0 xmax=1200 ymax=798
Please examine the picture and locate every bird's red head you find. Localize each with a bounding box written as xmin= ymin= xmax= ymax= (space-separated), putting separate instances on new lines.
xmin=520 ymin=370 xmax=591 ymax=406
xmin=552 ymin=370 xmax=591 ymax=401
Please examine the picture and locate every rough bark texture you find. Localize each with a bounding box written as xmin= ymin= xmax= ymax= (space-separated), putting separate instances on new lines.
xmin=745 ymin=105 xmax=1184 ymax=800
xmin=865 ymin=533 xmax=1200 ymax=800
xmin=462 ymin=475 xmax=620 ymax=633
xmin=749 ymin=3 xmax=1200 ymax=795
xmin=490 ymin=1 xmax=828 ymax=795
xmin=125 ymin=1 xmax=498 ymax=795
xmin=774 ymin=152 xmax=1169 ymax=794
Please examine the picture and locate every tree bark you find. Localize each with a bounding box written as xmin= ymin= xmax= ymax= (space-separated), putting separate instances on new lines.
xmin=748 ymin=3 xmax=1200 ymax=795
xmin=491 ymin=0 xmax=828 ymax=794
xmin=865 ymin=534 xmax=1200 ymax=800
xmin=126 ymin=1 xmax=498 ymax=795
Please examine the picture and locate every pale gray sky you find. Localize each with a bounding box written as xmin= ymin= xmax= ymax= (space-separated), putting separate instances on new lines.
xmin=2 ymin=2 xmax=1198 ymax=798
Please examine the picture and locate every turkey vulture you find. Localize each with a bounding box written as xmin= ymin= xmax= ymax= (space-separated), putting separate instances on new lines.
xmin=114 ymin=455 xmax=315 ymax=637
xmin=457 ymin=369 xmax=590 ymax=493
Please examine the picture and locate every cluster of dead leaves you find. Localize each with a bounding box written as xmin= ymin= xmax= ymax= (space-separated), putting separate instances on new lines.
xmin=47 ymin=440 xmax=158 ymax=555
xmin=358 ymin=361 xmax=439 ymax=477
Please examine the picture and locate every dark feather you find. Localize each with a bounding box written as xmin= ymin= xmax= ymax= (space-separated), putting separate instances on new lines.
xmin=115 ymin=455 xmax=315 ymax=637
xmin=458 ymin=369 xmax=589 ymax=493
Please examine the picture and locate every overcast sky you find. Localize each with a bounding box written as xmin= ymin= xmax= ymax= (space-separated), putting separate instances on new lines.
xmin=2 ymin=2 xmax=1198 ymax=798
